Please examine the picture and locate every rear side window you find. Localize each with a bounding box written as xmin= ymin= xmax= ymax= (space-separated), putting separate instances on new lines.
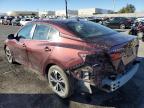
xmin=48 ymin=27 xmax=59 ymax=40
xmin=67 ymin=21 xmax=117 ymax=38
xmin=33 ymin=24 xmax=50 ymax=40
xmin=17 ymin=24 xmax=34 ymax=39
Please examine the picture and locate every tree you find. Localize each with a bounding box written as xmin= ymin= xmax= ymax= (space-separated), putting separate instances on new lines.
xmin=118 ymin=4 xmax=136 ymax=13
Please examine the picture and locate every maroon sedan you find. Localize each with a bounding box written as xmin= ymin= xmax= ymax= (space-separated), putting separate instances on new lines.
xmin=4 ymin=19 xmax=140 ymax=98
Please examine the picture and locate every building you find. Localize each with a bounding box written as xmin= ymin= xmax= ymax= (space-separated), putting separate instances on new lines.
xmin=0 ymin=13 xmax=7 ymax=16
xmin=95 ymin=12 xmax=144 ymax=18
xmin=78 ymin=8 xmax=113 ymax=17
xmin=7 ymin=11 xmax=38 ymax=16
xmin=55 ymin=10 xmax=78 ymax=17
xmin=39 ymin=11 xmax=55 ymax=18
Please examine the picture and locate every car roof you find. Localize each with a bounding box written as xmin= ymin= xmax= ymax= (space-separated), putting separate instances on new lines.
xmin=33 ymin=19 xmax=82 ymax=26
xmin=31 ymin=19 xmax=83 ymax=36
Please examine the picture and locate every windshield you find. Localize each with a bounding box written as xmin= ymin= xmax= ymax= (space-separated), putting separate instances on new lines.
xmin=66 ymin=21 xmax=117 ymax=38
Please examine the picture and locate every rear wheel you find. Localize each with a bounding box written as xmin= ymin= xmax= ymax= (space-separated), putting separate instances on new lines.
xmin=12 ymin=23 xmax=14 ymax=26
xmin=120 ymin=24 xmax=126 ymax=29
xmin=48 ymin=65 xmax=73 ymax=98
xmin=142 ymin=36 xmax=144 ymax=42
xmin=5 ymin=46 xmax=14 ymax=63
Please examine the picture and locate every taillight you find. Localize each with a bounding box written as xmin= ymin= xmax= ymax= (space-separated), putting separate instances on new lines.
xmin=111 ymin=52 xmax=122 ymax=60
xmin=79 ymin=53 xmax=87 ymax=61
xmin=110 ymin=47 xmax=124 ymax=61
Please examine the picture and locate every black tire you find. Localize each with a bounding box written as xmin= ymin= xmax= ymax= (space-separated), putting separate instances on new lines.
xmin=120 ymin=24 xmax=126 ymax=29
xmin=5 ymin=46 xmax=14 ymax=64
xmin=12 ymin=23 xmax=14 ymax=26
xmin=142 ymin=36 xmax=144 ymax=42
xmin=48 ymin=65 xmax=73 ymax=98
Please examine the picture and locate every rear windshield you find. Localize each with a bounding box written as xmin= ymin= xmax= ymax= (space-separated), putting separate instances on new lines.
xmin=66 ymin=21 xmax=117 ymax=38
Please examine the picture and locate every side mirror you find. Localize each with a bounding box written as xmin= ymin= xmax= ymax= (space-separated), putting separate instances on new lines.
xmin=8 ymin=34 xmax=15 ymax=39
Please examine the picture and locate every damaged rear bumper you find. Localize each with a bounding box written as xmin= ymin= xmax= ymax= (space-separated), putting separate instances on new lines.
xmin=101 ymin=61 xmax=140 ymax=92
xmin=74 ymin=60 xmax=140 ymax=94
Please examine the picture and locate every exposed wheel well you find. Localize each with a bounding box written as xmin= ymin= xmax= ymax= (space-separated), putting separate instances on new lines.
xmin=45 ymin=63 xmax=55 ymax=78
xmin=4 ymin=45 xmax=6 ymax=50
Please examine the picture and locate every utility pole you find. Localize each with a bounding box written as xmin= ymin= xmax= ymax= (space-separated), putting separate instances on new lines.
xmin=126 ymin=0 xmax=128 ymax=5
xmin=65 ymin=0 xmax=68 ymax=18
xmin=113 ymin=0 xmax=115 ymax=12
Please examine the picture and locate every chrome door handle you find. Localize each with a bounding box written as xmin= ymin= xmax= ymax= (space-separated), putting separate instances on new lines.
xmin=45 ymin=46 xmax=51 ymax=51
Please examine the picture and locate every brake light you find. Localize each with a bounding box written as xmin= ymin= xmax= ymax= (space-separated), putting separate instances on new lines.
xmin=79 ymin=53 xmax=87 ymax=61
xmin=111 ymin=52 xmax=122 ymax=60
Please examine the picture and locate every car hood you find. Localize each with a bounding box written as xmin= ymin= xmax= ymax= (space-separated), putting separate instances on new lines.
xmin=83 ymin=33 xmax=135 ymax=51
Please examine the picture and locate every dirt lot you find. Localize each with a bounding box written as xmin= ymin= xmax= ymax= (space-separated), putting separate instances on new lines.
xmin=0 ymin=25 xmax=144 ymax=108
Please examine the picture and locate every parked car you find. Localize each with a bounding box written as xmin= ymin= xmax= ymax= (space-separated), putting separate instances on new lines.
xmin=136 ymin=17 xmax=144 ymax=22
xmin=11 ymin=18 xmax=21 ymax=26
xmin=20 ymin=18 xmax=32 ymax=26
xmin=129 ymin=21 xmax=144 ymax=41
xmin=103 ymin=17 xmax=133 ymax=29
xmin=128 ymin=17 xmax=137 ymax=22
xmin=0 ymin=17 xmax=4 ymax=24
xmin=2 ymin=16 xmax=14 ymax=25
xmin=88 ymin=17 xmax=104 ymax=24
xmin=137 ymin=22 xmax=144 ymax=41
xmin=136 ymin=22 xmax=144 ymax=32
xmin=88 ymin=17 xmax=108 ymax=25
xmin=4 ymin=19 xmax=140 ymax=98
xmin=69 ymin=16 xmax=88 ymax=21
xmin=32 ymin=17 xmax=39 ymax=21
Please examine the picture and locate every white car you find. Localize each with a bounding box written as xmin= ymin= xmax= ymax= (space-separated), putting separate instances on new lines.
xmin=136 ymin=17 xmax=144 ymax=22
xmin=0 ymin=19 xmax=3 ymax=24
xmin=20 ymin=18 xmax=32 ymax=26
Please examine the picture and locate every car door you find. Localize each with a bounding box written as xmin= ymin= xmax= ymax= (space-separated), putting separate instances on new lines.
xmin=12 ymin=23 xmax=35 ymax=65
xmin=26 ymin=23 xmax=58 ymax=72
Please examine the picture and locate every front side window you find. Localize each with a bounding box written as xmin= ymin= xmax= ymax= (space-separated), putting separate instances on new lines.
xmin=17 ymin=24 xmax=34 ymax=39
xmin=33 ymin=24 xmax=50 ymax=40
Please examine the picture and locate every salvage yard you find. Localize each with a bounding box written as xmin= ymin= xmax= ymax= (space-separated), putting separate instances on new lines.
xmin=0 ymin=25 xmax=144 ymax=108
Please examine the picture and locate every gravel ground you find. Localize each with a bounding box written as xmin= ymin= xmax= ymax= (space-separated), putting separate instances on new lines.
xmin=0 ymin=25 xmax=143 ymax=108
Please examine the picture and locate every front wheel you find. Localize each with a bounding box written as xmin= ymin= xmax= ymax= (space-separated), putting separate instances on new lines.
xmin=48 ymin=65 xmax=73 ymax=98
xmin=142 ymin=36 xmax=144 ymax=42
xmin=12 ymin=23 xmax=14 ymax=26
xmin=120 ymin=24 xmax=126 ymax=29
xmin=5 ymin=46 xmax=14 ymax=64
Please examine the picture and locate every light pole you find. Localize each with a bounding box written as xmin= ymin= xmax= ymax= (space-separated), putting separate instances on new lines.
xmin=126 ymin=0 xmax=128 ymax=5
xmin=113 ymin=0 xmax=115 ymax=12
xmin=65 ymin=0 xmax=68 ymax=18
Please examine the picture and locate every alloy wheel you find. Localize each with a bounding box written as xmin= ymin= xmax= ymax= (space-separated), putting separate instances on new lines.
xmin=120 ymin=24 xmax=126 ymax=29
xmin=49 ymin=69 xmax=66 ymax=94
xmin=5 ymin=46 xmax=13 ymax=63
